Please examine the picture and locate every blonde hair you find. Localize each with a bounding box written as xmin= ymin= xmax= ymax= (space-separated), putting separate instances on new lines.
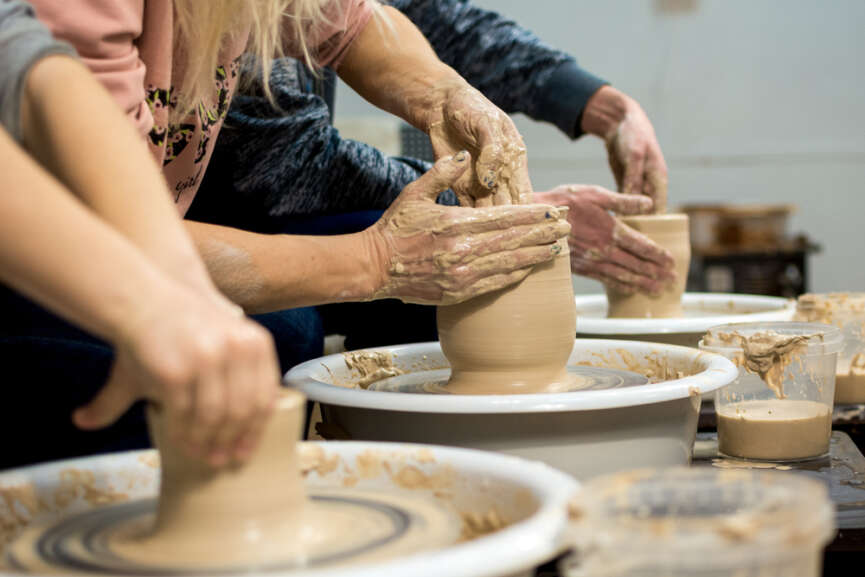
xmin=172 ymin=0 xmax=333 ymax=124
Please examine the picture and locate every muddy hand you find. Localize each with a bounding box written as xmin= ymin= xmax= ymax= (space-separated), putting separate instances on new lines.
xmin=582 ymin=86 xmax=668 ymax=213
xmin=428 ymin=82 xmax=532 ymax=207
xmin=72 ymin=287 xmax=281 ymax=468
xmin=365 ymin=151 xmax=569 ymax=305
xmin=535 ymin=184 xmax=675 ymax=295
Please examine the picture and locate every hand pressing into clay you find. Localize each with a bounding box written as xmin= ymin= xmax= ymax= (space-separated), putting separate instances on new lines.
xmin=581 ymin=86 xmax=668 ymax=212
xmin=428 ymin=81 xmax=532 ymax=207
xmin=72 ymin=288 xmax=281 ymax=467
xmin=365 ymin=151 xmax=570 ymax=305
xmin=534 ymin=184 xmax=675 ymax=295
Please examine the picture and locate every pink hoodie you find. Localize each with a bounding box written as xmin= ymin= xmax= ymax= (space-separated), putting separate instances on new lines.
xmin=31 ymin=0 xmax=373 ymax=214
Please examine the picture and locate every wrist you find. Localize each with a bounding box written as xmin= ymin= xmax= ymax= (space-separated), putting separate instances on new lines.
xmin=580 ymin=85 xmax=629 ymax=140
xmin=414 ymin=70 xmax=468 ymax=132
xmin=355 ymin=227 xmax=391 ymax=301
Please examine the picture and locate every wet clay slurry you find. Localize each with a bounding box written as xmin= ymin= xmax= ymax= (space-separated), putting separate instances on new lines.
xmin=437 ymin=243 xmax=579 ymax=394
xmin=717 ymin=400 xmax=832 ymax=461
xmin=606 ymin=214 xmax=690 ymax=319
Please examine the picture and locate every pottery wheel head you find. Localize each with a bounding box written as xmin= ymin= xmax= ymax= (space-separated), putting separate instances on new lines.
xmin=5 ymin=491 xmax=461 ymax=575
xmin=367 ymin=365 xmax=648 ymax=394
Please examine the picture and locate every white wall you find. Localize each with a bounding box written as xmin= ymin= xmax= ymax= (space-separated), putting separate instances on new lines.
xmin=334 ymin=0 xmax=865 ymax=293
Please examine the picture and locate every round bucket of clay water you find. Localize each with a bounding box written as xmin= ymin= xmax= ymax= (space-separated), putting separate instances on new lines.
xmin=795 ymin=293 xmax=865 ymax=405
xmin=700 ymin=322 xmax=843 ymax=461
xmin=561 ymin=467 xmax=835 ymax=577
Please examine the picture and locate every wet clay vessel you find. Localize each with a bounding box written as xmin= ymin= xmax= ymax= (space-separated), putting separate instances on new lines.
xmin=606 ymin=214 xmax=690 ymax=319
xmin=437 ymin=244 xmax=577 ymax=394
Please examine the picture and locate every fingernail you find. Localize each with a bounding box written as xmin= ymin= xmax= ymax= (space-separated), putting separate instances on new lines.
xmin=484 ymin=170 xmax=496 ymax=188
xmin=454 ymin=150 xmax=468 ymax=162
xmin=551 ymin=243 xmax=562 ymax=255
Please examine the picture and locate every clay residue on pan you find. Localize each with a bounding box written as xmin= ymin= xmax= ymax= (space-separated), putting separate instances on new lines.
xmin=53 ymin=469 xmax=129 ymax=508
xmin=577 ymin=349 xmax=698 ymax=383
xmin=299 ymin=445 xmax=342 ymax=478
xmin=707 ymin=330 xmax=811 ymax=398
xmin=385 ymin=463 xmax=454 ymax=492
xmin=137 ymin=453 xmax=160 ymax=469
xmin=460 ymin=508 xmax=506 ymax=541
xmin=343 ymin=351 xmax=403 ymax=389
xmin=0 ymin=482 xmax=42 ymax=559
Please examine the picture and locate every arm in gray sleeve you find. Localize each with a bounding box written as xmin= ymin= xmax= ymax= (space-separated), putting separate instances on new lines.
xmin=392 ymin=0 xmax=607 ymax=139
xmin=0 ymin=0 xmax=75 ymax=142
xmin=197 ymin=61 xmax=427 ymax=229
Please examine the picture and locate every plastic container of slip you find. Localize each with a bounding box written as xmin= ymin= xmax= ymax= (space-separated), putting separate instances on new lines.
xmin=795 ymin=293 xmax=865 ymax=405
xmin=699 ymin=321 xmax=843 ymax=461
xmin=561 ymin=467 xmax=835 ymax=577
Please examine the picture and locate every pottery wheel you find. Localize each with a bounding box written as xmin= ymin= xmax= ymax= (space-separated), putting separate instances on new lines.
xmin=367 ymin=365 xmax=648 ymax=394
xmin=5 ymin=489 xmax=461 ymax=575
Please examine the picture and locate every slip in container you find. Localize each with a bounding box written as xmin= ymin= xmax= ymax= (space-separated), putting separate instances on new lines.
xmin=700 ymin=322 xmax=843 ymax=461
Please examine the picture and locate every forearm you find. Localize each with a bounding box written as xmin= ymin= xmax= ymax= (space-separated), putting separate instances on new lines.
xmin=185 ymin=221 xmax=380 ymax=313
xmin=394 ymin=0 xmax=606 ymax=139
xmin=337 ymin=6 xmax=461 ymax=131
xmin=0 ymin=128 xmax=179 ymax=344
xmin=19 ymin=55 xmax=216 ymax=296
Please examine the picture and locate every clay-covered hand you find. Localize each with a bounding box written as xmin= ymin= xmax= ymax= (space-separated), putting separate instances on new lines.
xmin=534 ymin=184 xmax=675 ymax=295
xmin=365 ymin=151 xmax=570 ymax=305
xmin=581 ymin=86 xmax=668 ymax=213
xmin=72 ymin=289 xmax=281 ymax=467
xmin=428 ymin=81 xmax=532 ymax=207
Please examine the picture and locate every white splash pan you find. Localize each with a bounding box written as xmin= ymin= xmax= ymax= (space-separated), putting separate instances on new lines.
xmin=0 ymin=442 xmax=576 ymax=577
xmin=575 ymin=293 xmax=795 ymax=347
xmin=286 ymin=340 xmax=738 ymax=480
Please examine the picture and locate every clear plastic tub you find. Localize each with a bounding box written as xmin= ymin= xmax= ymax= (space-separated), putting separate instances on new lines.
xmin=562 ymin=467 xmax=835 ymax=577
xmin=700 ymin=322 xmax=843 ymax=461
xmin=795 ymin=293 xmax=865 ymax=405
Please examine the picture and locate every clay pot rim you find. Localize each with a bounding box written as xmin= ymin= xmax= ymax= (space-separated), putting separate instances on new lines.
xmin=285 ymin=340 xmax=738 ymax=414
xmin=575 ymin=293 xmax=795 ymax=335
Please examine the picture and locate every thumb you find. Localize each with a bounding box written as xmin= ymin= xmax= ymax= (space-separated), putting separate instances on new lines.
xmin=407 ymin=151 xmax=471 ymax=202
xmin=597 ymin=188 xmax=654 ymax=215
xmin=72 ymin=362 xmax=139 ymax=430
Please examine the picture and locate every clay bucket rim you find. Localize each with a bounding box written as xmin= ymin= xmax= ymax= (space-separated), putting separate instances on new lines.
xmin=284 ymin=339 xmax=738 ymax=414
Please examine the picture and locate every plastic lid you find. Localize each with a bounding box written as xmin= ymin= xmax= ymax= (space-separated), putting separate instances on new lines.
xmin=699 ymin=321 xmax=844 ymax=356
xmin=566 ymin=467 xmax=835 ymax=574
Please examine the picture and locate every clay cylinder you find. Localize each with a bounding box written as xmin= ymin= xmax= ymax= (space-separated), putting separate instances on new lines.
xmin=143 ymin=390 xmax=306 ymax=565
xmin=437 ymin=244 xmax=576 ymax=394
xmin=606 ymin=214 xmax=690 ymax=319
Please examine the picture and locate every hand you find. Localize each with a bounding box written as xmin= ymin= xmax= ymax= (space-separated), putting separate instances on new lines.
xmin=534 ymin=184 xmax=675 ymax=294
xmin=72 ymin=286 xmax=281 ymax=467
xmin=428 ymin=81 xmax=532 ymax=207
xmin=581 ymin=86 xmax=668 ymax=212
xmin=365 ymin=151 xmax=570 ymax=305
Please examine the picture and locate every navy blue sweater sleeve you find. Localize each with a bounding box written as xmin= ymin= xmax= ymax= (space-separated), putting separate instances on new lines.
xmin=392 ymin=0 xmax=607 ymax=138
xmin=194 ymin=61 xmax=427 ymax=227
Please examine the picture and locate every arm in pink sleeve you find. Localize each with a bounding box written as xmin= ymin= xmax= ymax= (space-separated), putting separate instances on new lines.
xmin=29 ymin=0 xmax=153 ymax=136
xmin=285 ymin=0 xmax=374 ymax=70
